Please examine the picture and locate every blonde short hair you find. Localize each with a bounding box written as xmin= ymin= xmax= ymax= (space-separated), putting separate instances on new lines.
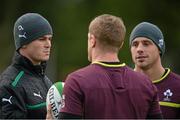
xmin=89 ymin=14 xmax=126 ymax=52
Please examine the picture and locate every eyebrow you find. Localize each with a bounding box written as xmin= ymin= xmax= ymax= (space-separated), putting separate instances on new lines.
xmin=39 ymin=36 xmax=52 ymax=39
xmin=133 ymin=39 xmax=152 ymax=42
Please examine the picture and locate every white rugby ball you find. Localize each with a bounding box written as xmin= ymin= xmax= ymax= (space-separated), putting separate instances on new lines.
xmin=46 ymin=82 xmax=65 ymax=119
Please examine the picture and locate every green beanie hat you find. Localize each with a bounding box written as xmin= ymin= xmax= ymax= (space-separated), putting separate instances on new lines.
xmin=129 ymin=22 xmax=165 ymax=56
xmin=14 ymin=13 xmax=53 ymax=51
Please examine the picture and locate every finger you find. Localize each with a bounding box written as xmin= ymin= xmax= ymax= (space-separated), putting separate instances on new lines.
xmin=46 ymin=104 xmax=52 ymax=120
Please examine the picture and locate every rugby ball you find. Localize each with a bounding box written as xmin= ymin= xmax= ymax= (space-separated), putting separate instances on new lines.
xmin=46 ymin=81 xmax=65 ymax=119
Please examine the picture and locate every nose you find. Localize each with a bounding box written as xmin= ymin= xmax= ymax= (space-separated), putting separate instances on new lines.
xmin=136 ymin=43 xmax=144 ymax=54
xmin=45 ymin=39 xmax=51 ymax=48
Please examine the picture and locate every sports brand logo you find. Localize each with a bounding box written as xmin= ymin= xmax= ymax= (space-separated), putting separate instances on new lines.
xmin=18 ymin=25 xmax=27 ymax=39
xmin=18 ymin=32 xmax=27 ymax=39
xmin=2 ymin=96 xmax=13 ymax=104
xmin=158 ymin=39 xmax=164 ymax=48
xmin=33 ymin=91 xmax=43 ymax=99
xmin=18 ymin=25 xmax=24 ymax=31
xmin=163 ymin=89 xmax=173 ymax=101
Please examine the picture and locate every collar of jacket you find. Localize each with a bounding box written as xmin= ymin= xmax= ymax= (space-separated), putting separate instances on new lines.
xmin=12 ymin=52 xmax=47 ymax=76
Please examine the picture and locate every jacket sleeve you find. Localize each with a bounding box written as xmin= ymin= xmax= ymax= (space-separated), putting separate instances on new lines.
xmin=0 ymin=85 xmax=27 ymax=118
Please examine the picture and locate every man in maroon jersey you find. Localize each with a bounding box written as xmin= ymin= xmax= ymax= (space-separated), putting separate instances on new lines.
xmin=130 ymin=22 xmax=180 ymax=118
xmin=46 ymin=14 xmax=162 ymax=119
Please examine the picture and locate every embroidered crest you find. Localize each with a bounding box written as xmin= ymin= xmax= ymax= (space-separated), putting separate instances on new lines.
xmin=163 ymin=89 xmax=173 ymax=101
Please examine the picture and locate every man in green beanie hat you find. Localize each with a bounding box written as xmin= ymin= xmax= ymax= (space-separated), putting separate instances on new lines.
xmin=0 ymin=13 xmax=53 ymax=119
xmin=130 ymin=22 xmax=180 ymax=119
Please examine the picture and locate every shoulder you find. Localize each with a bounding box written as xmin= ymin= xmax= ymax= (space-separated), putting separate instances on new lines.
xmin=0 ymin=65 xmax=19 ymax=87
xmin=169 ymin=71 xmax=180 ymax=80
xmin=64 ymin=64 xmax=106 ymax=88
xmin=124 ymin=66 xmax=156 ymax=91
xmin=0 ymin=65 xmax=25 ymax=97
xmin=67 ymin=64 xmax=100 ymax=79
xmin=0 ymin=64 xmax=27 ymax=88
xmin=66 ymin=64 xmax=152 ymax=86
xmin=166 ymin=71 xmax=180 ymax=86
xmin=163 ymin=69 xmax=180 ymax=84
xmin=125 ymin=66 xmax=151 ymax=82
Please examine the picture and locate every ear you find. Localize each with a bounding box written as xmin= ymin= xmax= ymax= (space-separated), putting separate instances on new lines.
xmin=159 ymin=50 xmax=162 ymax=56
xmin=119 ymin=41 xmax=124 ymax=49
xmin=21 ymin=45 xmax=27 ymax=49
xmin=89 ymin=33 xmax=96 ymax=48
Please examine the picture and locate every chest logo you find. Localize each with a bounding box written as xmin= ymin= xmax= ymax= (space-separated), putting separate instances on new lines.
xmin=33 ymin=91 xmax=43 ymax=99
xmin=2 ymin=96 xmax=13 ymax=104
xmin=163 ymin=89 xmax=173 ymax=101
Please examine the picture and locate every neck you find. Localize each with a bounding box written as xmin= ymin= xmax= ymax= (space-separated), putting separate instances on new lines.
xmin=91 ymin=50 xmax=120 ymax=63
xmin=134 ymin=60 xmax=165 ymax=81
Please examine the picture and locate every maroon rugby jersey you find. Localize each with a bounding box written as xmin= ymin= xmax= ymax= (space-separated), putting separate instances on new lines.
xmin=153 ymin=68 xmax=180 ymax=118
xmin=60 ymin=62 xmax=161 ymax=119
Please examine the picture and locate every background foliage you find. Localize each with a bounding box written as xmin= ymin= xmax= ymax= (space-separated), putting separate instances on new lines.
xmin=0 ymin=0 xmax=180 ymax=82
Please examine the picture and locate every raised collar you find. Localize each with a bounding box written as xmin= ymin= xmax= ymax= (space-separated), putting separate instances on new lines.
xmin=152 ymin=68 xmax=171 ymax=84
xmin=92 ymin=61 xmax=126 ymax=67
xmin=12 ymin=52 xmax=47 ymax=76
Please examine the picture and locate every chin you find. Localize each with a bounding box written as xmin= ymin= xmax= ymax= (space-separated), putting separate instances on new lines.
xmin=41 ymin=57 xmax=50 ymax=61
xmin=136 ymin=62 xmax=147 ymax=67
xmin=138 ymin=64 xmax=149 ymax=70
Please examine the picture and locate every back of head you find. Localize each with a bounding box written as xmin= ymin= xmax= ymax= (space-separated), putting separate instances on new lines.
xmin=129 ymin=22 xmax=165 ymax=57
xmin=14 ymin=13 xmax=53 ymax=51
xmin=89 ymin=14 xmax=126 ymax=52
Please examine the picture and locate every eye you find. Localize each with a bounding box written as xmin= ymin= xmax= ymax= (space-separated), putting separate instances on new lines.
xmin=132 ymin=42 xmax=138 ymax=47
xmin=143 ymin=41 xmax=152 ymax=46
xmin=48 ymin=37 xmax=52 ymax=41
xmin=38 ymin=37 xmax=46 ymax=41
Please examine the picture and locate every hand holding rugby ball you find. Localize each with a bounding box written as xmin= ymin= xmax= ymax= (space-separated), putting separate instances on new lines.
xmin=46 ymin=82 xmax=65 ymax=119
